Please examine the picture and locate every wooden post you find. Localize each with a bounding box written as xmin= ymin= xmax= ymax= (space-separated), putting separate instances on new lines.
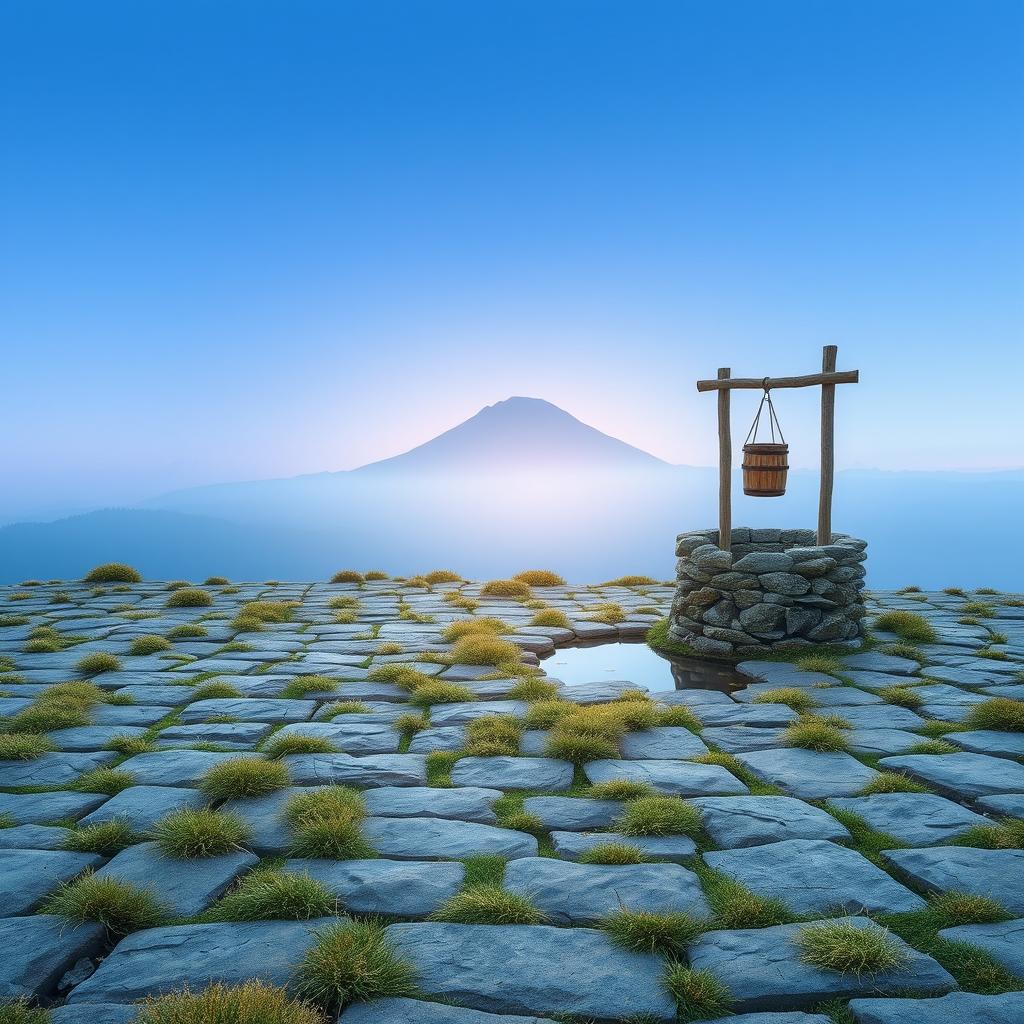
xmin=717 ymin=367 xmax=732 ymax=551
xmin=817 ymin=344 xmax=837 ymax=545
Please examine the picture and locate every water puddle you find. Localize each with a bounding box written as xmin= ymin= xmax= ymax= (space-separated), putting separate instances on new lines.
xmin=540 ymin=640 xmax=748 ymax=693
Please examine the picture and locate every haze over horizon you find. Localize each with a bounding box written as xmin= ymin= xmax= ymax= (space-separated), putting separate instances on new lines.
xmin=3 ymin=1 xmax=1022 ymax=524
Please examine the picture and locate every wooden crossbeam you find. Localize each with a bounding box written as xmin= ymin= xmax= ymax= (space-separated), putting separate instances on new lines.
xmin=697 ymin=345 xmax=858 ymax=552
xmin=696 ymin=369 xmax=858 ymax=392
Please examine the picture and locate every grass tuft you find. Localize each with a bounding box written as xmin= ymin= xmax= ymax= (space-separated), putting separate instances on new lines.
xmin=512 ymin=569 xmax=565 ymax=587
xmin=76 ymin=652 xmax=121 ymax=674
xmin=62 ymin=819 xmax=137 ymax=854
xmin=530 ymin=608 xmax=572 ymax=628
xmin=137 ymin=982 xmax=323 ymax=1024
xmin=953 ymin=817 xmax=1024 ymax=850
xmin=0 ymin=734 xmax=57 ymax=760
xmin=752 ymin=687 xmax=817 ymax=712
xmin=200 ymin=757 xmax=290 ymax=800
xmin=167 ymin=623 xmax=208 ymax=639
xmin=965 ymin=697 xmax=1024 ymax=732
xmin=166 ymin=588 xmax=214 ymax=608
xmin=74 ymin=767 xmax=136 ymax=794
xmin=329 ymin=570 xmax=364 ymax=583
xmin=602 ymin=909 xmax=705 ymax=955
xmin=84 ymin=563 xmax=142 ymax=583
xmin=577 ymin=842 xmax=650 ymax=864
xmin=873 ymin=611 xmax=937 ymax=644
xmin=408 ymin=682 xmax=477 ymax=707
xmin=208 ymin=868 xmax=338 ymax=921
xmin=292 ymin=920 xmax=415 ymax=1012
xmin=285 ymin=787 xmax=374 ymax=860
xmin=698 ymin=866 xmax=793 ymax=929
xmin=441 ymin=617 xmax=511 ymax=642
xmin=781 ymin=716 xmax=851 ymax=752
xmin=280 ymin=675 xmax=339 ymax=699
xmin=796 ymin=919 xmax=908 ymax=975
xmin=130 ymin=635 xmax=172 ymax=656
xmin=664 ymin=965 xmax=733 ymax=1021
xmin=264 ymin=733 xmax=341 ymax=758
xmin=878 ymin=685 xmax=924 ymax=709
xmin=43 ymin=872 xmax=167 ymax=934
xmin=617 ymin=796 xmax=702 ymax=837
xmin=430 ymin=885 xmax=548 ymax=925
xmin=587 ymin=779 xmax=656 ymax=800
xmin=152 ymin=808 xmax=250 ymax=858
xmin=449 ymin=634 xmax=521 ymax=666
xmin=859 ymin=771 xmax=931 ymax=795
xmin=464 ymin=715 xmax=522 ymax=757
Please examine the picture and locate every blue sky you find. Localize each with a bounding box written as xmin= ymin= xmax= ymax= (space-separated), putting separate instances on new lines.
xmin=2 ymin=1 xmax=1022 ymax=519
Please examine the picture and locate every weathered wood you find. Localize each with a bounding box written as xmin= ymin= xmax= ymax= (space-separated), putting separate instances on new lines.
xmin=696 ymin=369 xmax=858 ymax=392
xmin=817 ymin=344 xmax=838 ymax=545
xmin=717 ymin=367 xmax=732 ymax=551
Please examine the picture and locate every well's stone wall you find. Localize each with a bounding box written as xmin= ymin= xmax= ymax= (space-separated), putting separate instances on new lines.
xmin=670 ymin=527 xmax=867 ymax=656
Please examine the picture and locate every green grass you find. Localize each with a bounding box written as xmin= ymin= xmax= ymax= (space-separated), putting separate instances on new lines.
xmin=408 ymin=682 xmax=477 ymax=707
xmin=697 ymin=865 xmax=793 ymax=929
xmin=425 ymin=750 xmax=462 ymax=786
xmin=577 ymin=842 xmax=650 ymax=864
xmin=691 ymin=751 xmax=784 ymax=796
xmin=136 ymin=982 xmax=324 ymax=1024
xmin=781 ymin=716 xmax=851 ymax=752
xmin=544 ymin=730 xmax=619 ymax=763
xmin=464 ymin=714 xmax=522 ymax=757
xmin=878 ymin=685 xmax=924 ymax=709
xmin=587 ymin=779 xmax=656 ymax=800
xmin=129 ymin=634 xmax=172 ymax=656
xmin=191 ymin=681 xmax=243 ymax=700
xmin=206 ymin=868 xmax=338 ymax=921
xmin=329 ymin=570 xmax=364 ymax=583
xmin=479 ymin=578 xmax=532 ymax=598
xmin=62 ymin=819 xmax=138 ymax=854
xmin=321 ymin=701 xmax=372 ymax=719
xmin=42 ymin=872 xmax=167 ymax=934
xmin=873 ymin=610 xmax=937 ymax=644
xmin=263 ymin=733 xmax=340 ymax=758
xmin=530 ymin=608 xmax=571 ymax=628
xmin=280 ymin=675 xmax=340 ymax=699
xmin=507 ymin=677 xmax=560 ymax=702
xmin=76 ymin=652 xmax=121 ymax=674
xmin=878 ymin=891 xmax=1019 ymax=993
xmin=616 ymin=796 xmax=702 ymax=837
xmin=602 ymin=909 xmax=705 ymax=956
xmin=106 ymin=734 xmax=153 ymax=756
xmin=964 ymin=697 xmax=1024 ymax=732
xmin=0 ymin=734 xmax=56 ymax=760
xmin=824 ymin=806 xmax=907 ymax=865
xmin=166 ymin=588 xmax=214 ymax=608
xmin=961 ymin=601 xmax=996 ymax=617
xmin=656 ymin=705 xmax=703 ymax=730
xmin=909 ymin=739 xmax=960 ymax=755
xmin=448 ymin=634 xmax=521 ymax=666
xmin=796 ymin=920 xmax=908 ymax=975
xmin=859 ymin=771 xmax=931 ymax=795
xmin=285 ymin=787 xmax=375 ymax=859
xmin=752 ymin=687 xmax=818 ymax=712
xmin=74 ymin=767 xmax=136 ymax=794
xmin=84 ymin=562 xmax=142 ymax=582
xmin=0 ymin=999 xmax=49 ymax=1023
xmin=522 ymin=699 xmax=576 ymax=729
xmin=440 ymin=617 xmax=511 ymax=642
xmin=152 ymin=808 xmax=250 ymax=858
xmin=167 ymin=623 xmax=209 ymax=639
xmin=512 ymin=569 xmax=565 ymax=586
xmin=292 ymin=920 xmax=416 ymax=1012
xmin=585 ymin=601 xmax=627 ymax=625
xmin=952 ymin=817 xmax=1024 ymax=850
xmin=430 ymin=885 xmax=547 ymax=924
xmin=200 ymin=757 xmax=289 ymax=800
xmin=664 ymin=964 xmax=733 ymax=1022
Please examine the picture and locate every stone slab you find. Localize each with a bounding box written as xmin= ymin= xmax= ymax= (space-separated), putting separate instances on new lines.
xmin=619 ymin=726 xmax=708 ymax=759
xmin=66 ymin=919 xmax=333 ymax=1003
xmin=522 ymin=796 xmax=623 ymax=830
xmin=97 ymin=841 xmax=258 ymax=916
xmin=584 ymin=759 xmax=748 ymax=796
xmin=386 ymin=923 xmax=677 ymax=1022
xmin=735 ymin=749 xmax=879 ymax=798
xmin=451 ymin=756 xmax=573 ymax=792
xmin=362 ymin=786 xmax=501 ymax=824
xmin=0 ymin=849 xmax=103 ymax=914
xmin=0 ymin=750 xmax=117 ymax=787
xmin=363 ymin=817 xmax=537 ymax=860
xmin=878 ymin=753 xmax=1024 ymax=799
xmin=848 ymin=991 xmax=1024 ymax=1024
xmin=78 ymin=785 xmax=207 ymax=831
xmin=0 ymin=824 xmax=71 ymax=850
xmin=284 ymin=753 xmax=427 ymax=788
xmin=339 ymin=998 xmax=559 ymax=1023
xmin=0 ymin=914 xmax=106 ymax=1000
xmin=883 ymin=848 xmax=1024 ymax=913
xmin=935 ymin=920 xmax=1024 ymax=976
xmin=692 ymin=796 xmax=851 ymax=849
xmin=704 ymin=838 xmax=925 ymax=914
xmin=550 ymin=830 xmax=697 ymax=863
xmin=503 ymin=857 xmax=710 ymax=923
xmin=285 ymin=858 xmax=463 ymax=917
xmin=177 ymin=697 xmax=316 ymax=723
xmin=116 ymin=749 xmax=243 ymax=786
xmin=828 ymin=793 xmax=992 ymax=846
xmin=688 ymin=917 xmax=956 ymax=1012
xmin=0 ymin=790 xmax=107 ymax=825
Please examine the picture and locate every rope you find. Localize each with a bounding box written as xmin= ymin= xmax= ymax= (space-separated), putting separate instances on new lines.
xmin=744 ymin=380 xmax=787 ymax=446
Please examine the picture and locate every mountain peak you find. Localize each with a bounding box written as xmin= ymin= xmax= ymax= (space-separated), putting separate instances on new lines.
xmin=355 ymin=397 xmax=668 ymax=475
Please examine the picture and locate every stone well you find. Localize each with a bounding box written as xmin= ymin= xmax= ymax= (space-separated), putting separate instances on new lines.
xmin=670 ymin=527 xmax=867 ymax=657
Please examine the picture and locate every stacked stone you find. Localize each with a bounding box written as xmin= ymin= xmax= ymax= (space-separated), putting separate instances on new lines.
xmin=671 ymin=527 xmax=867 ymax=657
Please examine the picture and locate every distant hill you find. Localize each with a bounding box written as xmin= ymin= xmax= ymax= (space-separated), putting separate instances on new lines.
xmin=354 ymin=397 xmax=669 ymax=475
xmin=1 ymin=398 xmax=1022 ymax=588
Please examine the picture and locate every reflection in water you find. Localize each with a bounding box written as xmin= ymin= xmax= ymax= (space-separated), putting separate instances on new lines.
xmin=540 ymin=640 xmax=748 ymax=693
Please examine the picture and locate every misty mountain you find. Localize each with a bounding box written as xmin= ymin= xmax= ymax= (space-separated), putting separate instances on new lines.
xmin=1 ymin=398 xmax=1022 ymax=588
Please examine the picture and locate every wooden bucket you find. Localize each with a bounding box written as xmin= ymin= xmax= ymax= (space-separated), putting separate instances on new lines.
xmin=742 ymin=442 xmax=789 ymax=496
